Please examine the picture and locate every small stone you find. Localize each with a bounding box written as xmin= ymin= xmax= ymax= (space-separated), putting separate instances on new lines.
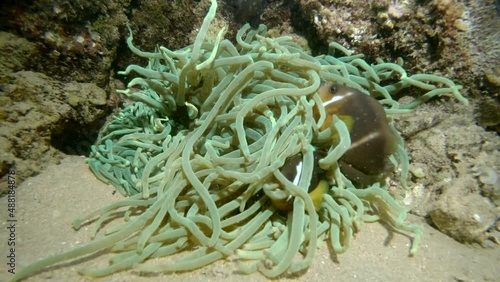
xmin=410 ymin=165 xmax=426 ymax=178
xmin=430 ymin=183 xmax=497 ymax=243
xmin=453 ymin=19 xmax=469 ymax=31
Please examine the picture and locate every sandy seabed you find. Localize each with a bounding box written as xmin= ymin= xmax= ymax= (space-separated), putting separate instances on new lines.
xmin=0 ymin=156 xmax=498 ymax=282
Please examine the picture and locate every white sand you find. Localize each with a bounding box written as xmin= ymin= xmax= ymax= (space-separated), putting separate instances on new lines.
xmin=1 ymin=156 xmax=498 ymax=282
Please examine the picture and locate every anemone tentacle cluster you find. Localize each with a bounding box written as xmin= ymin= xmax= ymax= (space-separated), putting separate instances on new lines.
xmin=10 ymin=0 xmax=467 ymax=280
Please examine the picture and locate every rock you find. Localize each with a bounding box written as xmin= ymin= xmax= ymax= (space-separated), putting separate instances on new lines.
xmin=0 ymin=71 xmax=108 ymax=194
xmin=430 ymin=179 xmax=497 ymax=243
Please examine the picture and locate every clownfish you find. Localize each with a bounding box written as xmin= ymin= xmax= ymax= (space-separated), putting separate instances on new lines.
xmin=315 ymin=83 xmax=398 ymax=185
xmin=272 ymin=151 xmax=328 ymax=211
xmin=272 ymin=83 xmax=398 ymax=211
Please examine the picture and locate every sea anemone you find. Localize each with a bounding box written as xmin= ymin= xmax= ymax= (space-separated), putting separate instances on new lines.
xmin=10 ymin=0 xmax=467 ymax=280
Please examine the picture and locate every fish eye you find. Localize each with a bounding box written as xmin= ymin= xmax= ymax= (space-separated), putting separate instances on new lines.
xmin=328 ymin=84 xmax=338 ymax=94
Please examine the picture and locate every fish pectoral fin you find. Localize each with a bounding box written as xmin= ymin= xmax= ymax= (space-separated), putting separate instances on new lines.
xmin=309 ymin=180 xmax=329 ymax=211
xmin=337 ymin=114 xmax=355 ymax=131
